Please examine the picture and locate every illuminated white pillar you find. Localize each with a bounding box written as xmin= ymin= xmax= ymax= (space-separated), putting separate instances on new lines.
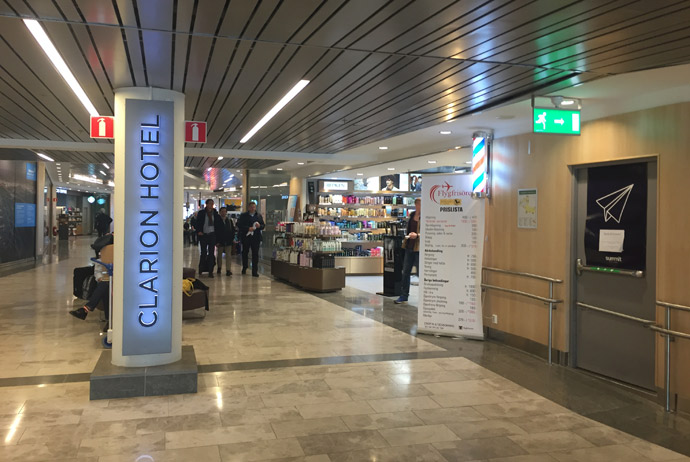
xmin=111 ymin=87 xmax=184 ymax=367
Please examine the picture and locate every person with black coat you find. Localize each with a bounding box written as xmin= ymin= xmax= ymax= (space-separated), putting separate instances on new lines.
xmin=195 ymin=199 xmax=225 ymax=277
xmin=237 ymin=201 xmax=265 ymax=277
xmin=216 ymin=206 xmax=236 ymax=276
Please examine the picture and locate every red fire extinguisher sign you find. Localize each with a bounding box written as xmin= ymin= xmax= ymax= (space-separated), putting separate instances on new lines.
xmin=185 ymin=121 xmax=207 ymax=143
xmin=90 ymin=116 xmax=114 ymax=139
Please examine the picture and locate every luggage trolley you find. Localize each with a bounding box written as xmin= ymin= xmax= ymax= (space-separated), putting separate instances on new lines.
xmin=90 ymin=257 xmax=113 ymax=348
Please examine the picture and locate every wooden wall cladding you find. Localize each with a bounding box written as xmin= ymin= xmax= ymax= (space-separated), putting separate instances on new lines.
xmin=483 ymin=102 xmax=690 ymax=409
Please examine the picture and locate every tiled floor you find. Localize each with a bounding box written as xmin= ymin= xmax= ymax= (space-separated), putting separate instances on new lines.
xmin=0 ymin=357 xmax=687 ymax=461
xmin=0 ymin=237 xmax=687 ymax=461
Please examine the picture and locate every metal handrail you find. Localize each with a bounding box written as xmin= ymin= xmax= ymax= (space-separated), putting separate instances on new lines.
xmin=576 ymin=302 xmax=656 ymax=325
xmin=481 ymin=267 xmax=563 ymax=365
xmin=649 ymin=325 xmax=690 ymax=341
xmin=481 ymin=284 xmax=562 ymax=304
xmin=577 ymin=300 xmax=690 ymax=413
xmin=655 ymin=300 xmax=690 ymax=413
xmin=657 ymin=301 xmax=690 ymax=313
xmin=482 ymin=266 xmax=564 ymax=284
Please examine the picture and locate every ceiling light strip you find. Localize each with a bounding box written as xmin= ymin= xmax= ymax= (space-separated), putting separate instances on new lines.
xmin=23 ymin=19 xmax=99 ymax=117
xmin=240 ymin=80 xmax=310 ymax=143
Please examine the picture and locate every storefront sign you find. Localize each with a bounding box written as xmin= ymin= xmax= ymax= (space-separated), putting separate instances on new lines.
xmin=122 ymin=99 xmax=174 ymax=356
xmin=321 ymin=181 xmax=349 ymax=191
xmin=533 ymin=107 xmax=581 ymax=135
xmin=585 ymin=162 xmax=647 ymax=270
xmin=419 ymin=174 xmax=485 ymax=339
xmin=26 ymin=163 xmax=36 ymax=181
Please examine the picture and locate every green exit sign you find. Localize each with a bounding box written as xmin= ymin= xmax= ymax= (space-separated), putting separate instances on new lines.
xmin=533 ymin=107 xmax=581 ymax=135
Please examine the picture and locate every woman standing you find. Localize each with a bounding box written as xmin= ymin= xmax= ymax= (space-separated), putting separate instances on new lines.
xmin=395 ymin=198 xmax=421 ymax=304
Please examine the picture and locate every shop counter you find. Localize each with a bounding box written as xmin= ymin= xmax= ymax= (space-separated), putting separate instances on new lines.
xmin=271 ymin=259 xmax=345 ymax=292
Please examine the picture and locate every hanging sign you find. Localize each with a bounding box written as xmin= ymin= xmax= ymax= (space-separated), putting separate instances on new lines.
xmin=185 ymin=121 xmax=207 ymax=143
xmin=419 ymin=174 xmax=485 ymax=339
xmin=533 ymin=108 xmax=580 ymax=135
xmin=585 ymin=162 xmax=647 ymax=271
xmin=90 ymin=116 xmax=115 ymax=139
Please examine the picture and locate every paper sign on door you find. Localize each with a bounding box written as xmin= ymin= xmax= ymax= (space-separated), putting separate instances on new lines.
xmin=599 ymin=229 xmax=625 ymax=253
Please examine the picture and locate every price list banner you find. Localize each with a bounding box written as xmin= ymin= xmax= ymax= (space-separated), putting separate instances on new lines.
xmin=419 ymin=174 xmax=485 ymax=339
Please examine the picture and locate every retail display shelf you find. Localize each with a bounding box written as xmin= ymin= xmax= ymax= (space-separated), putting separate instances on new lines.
xmin=318 ymin=203 xmax=417 ymax=208
xmin=318 ymin=216 xmax=394 ymax=221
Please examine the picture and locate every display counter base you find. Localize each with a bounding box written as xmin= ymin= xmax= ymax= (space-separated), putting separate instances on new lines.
xmin=90 ymin=345 xmax=197 ymax=400
xmin=335 ymin=256 xmax=383 ymax=275
xmin=271 ymin=259 xmax=345 ymax=292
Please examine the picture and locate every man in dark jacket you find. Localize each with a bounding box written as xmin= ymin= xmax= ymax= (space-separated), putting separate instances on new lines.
xmin=196 ymin=199 xmax=225 ymax=277
xmin=237 ymin=201 xmax=265 ymax=277
xmin=94 ymin=209 xmax=112 ymax=237
xmin=216 ymin=207 xmax=236 ymax=276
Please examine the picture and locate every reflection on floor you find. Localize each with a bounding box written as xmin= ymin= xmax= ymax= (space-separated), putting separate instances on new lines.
xmin=0 ymin=357 xmax=687 ymax=461
xmin=346 ymin=275 xmax=419 ymax=306
xmin=0 ymin=237 xmax=687 ymax=460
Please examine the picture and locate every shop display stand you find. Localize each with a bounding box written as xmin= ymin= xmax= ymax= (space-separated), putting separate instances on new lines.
xmin=271 ymin=230 xmax=345 ymax=292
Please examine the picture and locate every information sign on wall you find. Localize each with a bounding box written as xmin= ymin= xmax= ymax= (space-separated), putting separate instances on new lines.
xmin=533 ymin=108 xmax=581 ymax=135
xmin=121 ymin=99 xmax=175 ymax=356
xmin=517 ymin=189 xmax=537 ymax=229
xmin=419 ymin=174 xmax=485 ymax=339
xmin=15 ymin=203 xmax=36 ymax=227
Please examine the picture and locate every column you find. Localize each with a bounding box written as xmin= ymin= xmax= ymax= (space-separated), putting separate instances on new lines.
xmin=35 ymin=161 xmax=45 ymax=257
xmin=288 ymin=175 xmax=306 ymax=221
xmin=241 ymin=169 xmax=250 ymax=209
xmin=111 ymin=87 xmax=184 ymax=368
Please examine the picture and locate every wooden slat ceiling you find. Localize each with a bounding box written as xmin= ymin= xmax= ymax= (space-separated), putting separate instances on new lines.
xmin=0 ymin=0 xmax=689 ymax=164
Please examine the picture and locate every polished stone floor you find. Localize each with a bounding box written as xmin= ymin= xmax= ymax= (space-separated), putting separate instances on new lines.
xmin=0 ymin=236 xmax=687 ymax=461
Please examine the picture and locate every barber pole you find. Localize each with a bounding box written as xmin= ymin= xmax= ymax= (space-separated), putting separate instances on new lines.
xmin=471 ymin=132 xmax=490 ymax=196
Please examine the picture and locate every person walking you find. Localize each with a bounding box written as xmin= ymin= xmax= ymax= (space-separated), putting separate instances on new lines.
xmin=216 ymin=207 xmax=236 ymax=276
xmin=94 ymin=209 xmax=112 ymax=237
xmin=237 ymin=201 xmax=265 ymax=277
xmin=395 ymin=198 xmax=421 ymax=304
xmin=195 ymin=199 xmax=225 ymax=278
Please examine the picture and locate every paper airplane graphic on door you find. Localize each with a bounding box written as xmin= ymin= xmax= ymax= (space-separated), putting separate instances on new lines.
xmin=596 ymin=184 xmax=634 ymax=223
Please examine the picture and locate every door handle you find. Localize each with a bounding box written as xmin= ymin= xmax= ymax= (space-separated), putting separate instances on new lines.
xmin=576 ymin=258 xmax=644 ymax=278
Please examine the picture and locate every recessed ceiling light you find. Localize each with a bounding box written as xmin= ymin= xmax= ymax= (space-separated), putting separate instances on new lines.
xmin=561 ymin=99 xmax=575 ymax=106
xmin=102 ymin=163 xmax=109 ymax=169
xmin=277 ymin=168 xmax=283 ymax=171
xmin=465 ymin=161 xmax=472 ymax=164
xmin=36 ymin=153 xmax=54 ymax=162
xmin=297 ymin=162 xmax=304 ymax=165
xmin=99 ymin=170 xmax=107 ymax=176
xmin=23 ymin=20 xmax=98 ymax=117
xmin=239 ymin=79 xmax=310 ymax=143
xmin=440 ymin=131 xmax=451 ymax=135
xmin=357 ymin=173 xmax=364 ymax=176
xmin=387 ymin=167 xmax=395 ymax=171
xmin=378 ymin=146 xmax=388 ymax=150
xmin=427 ymin=160 xmax=437 ymax=164
xmin=217 ymin=156 xmax=224 ymax=160
xmin=207 ymin=167 xmax=212 ymax=171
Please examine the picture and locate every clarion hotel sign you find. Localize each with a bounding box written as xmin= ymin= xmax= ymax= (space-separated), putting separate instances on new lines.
xmin=122 ymin=99 xmax=175 ymax=356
